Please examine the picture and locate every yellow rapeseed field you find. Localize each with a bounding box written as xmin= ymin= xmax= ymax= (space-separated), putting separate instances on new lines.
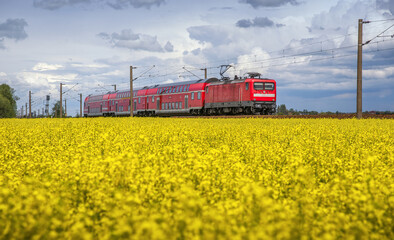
xmin=0 ymin=118 xmax=393 ymax=239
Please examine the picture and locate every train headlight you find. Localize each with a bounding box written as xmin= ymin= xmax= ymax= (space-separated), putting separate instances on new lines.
xmin=272 ymin=99 xmax=275 ymax=101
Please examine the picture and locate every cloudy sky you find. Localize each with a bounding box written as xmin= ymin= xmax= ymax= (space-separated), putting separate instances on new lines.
xmin=0 ymin=0 xmax=393 ymax=116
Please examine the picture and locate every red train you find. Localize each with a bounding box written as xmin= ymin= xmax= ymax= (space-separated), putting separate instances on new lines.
xmin=83 ymin=72 xmax=276 ymax=117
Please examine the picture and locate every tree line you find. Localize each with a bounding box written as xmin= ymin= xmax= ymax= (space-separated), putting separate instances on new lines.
xmin=0 ymin=84 xmax=19 ymax=118
xmin=276 ymin=104 xmax=394 ymax=115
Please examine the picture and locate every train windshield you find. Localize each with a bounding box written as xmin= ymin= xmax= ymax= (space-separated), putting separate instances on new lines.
xmin=253 ymin=82 xmax=275 ymax=90
xmin=265 ymin=83 xmax=275 ymax=90
xmin=253 ymin=82 xmax=264 ymax=90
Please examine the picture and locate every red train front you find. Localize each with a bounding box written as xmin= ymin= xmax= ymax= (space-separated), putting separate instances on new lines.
xmin=205 ymin=72 xmax=276 ymax=115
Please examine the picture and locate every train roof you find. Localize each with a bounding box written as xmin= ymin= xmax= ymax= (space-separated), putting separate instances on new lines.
xmin=91 ymin=78 xmax=220 ymax=96
xmin=208 ymin=77 xmax=275 ymax=86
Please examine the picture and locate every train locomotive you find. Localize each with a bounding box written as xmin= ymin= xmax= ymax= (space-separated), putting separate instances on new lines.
xmin=83 ymin=72 xmax=276 ymax=117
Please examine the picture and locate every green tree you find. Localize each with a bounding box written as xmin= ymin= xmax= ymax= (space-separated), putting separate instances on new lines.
xmin=51 ymin=101 xmax=65 ymax=118
xmin=277 ymin=104 xmax=288 ymax=115
xmin=0 ymin=84 xmax=19 ymax=118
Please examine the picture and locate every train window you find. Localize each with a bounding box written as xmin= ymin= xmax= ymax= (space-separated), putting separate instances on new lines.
xmin=138 ymin=97 xmax=141 ymax=104
xmin=253 ymin=82 xmax=264 ymax=90
xmin=179 ymin=102 xmax=182 ymax=109
xmin=197 ymin=92 xmax=201 ymax=100
xmin=191 ymin=92 xmax=194 ymax=100
xmin=180 ymin=86 xmax=183 ymax=92
xmin=175 ymin=102 xmax=178 ymax=109
xmin=152 ymin=96 xmax=155 ymax=103
xmin=162 ymin=103 xmax=164 ymax=109
xmin=265 ymin=83 xmax=275 ymax=90
xmin=172 ymin=103 xmax=175 ymax=109
xmin=246 ymin=83 xmax=249 ymax=90
xmin=166 ymin=103 xmax=168 ymax=109
xmin=206 ymin=87 xmax=208 ymax=93
xmin=173 ymin=87 xmax=176 ymax=93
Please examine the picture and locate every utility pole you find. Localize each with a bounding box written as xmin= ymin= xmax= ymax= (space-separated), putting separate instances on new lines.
xmin=112 ymin=84 xmax=116 ymax=91
xmin=45 ymin=95 xmax=50 ymax=117
xmin=29 ymin=91 xmax=31 ymax=118
xmin=79 ymin=93 xmax=82 ymax=117
xmin=60 ymin=83 xmax=64 ymax=118
xmin=356 ymin=19 xmax=371 ymax=119
xmin=25 ymin=103 xmax=27 ymax=118
xmin=21 ymin=105 xmax=23 ymax=118
xmin=357 ymin=19 xmax=363 ymax=119
xmin=130 ymin=66 xmax=135 ymax=117
xmin=201 ymin=68 xmax=207 ymax=79
xmin=64 ymin=99 xmax=67 ymax=117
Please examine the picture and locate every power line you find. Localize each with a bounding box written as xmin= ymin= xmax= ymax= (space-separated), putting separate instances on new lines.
xmin=364 ymin=24 xmax=394 ymax=45
xmin=368 ymin=18 xmax=394 ymax=23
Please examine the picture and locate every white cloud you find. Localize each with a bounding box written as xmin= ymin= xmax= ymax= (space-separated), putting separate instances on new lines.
xmin=363 ymin=67 xmax=394 ymax=79
xmin=17 ymin=72 xmax=78 ymax=86
xmin=98 ymin=29 xmax=167 ymax=52
xmin=163 ymin=79 xmax=174 ymax=84
xmin=70 ymin=63 xmax=108 ymax=69
xmin=230 ymin=48 xmax=272 ymax=77
xmin=33 ymin=0 xmax=165 ymax=10
xmin=187 ymin=25 xmax=232 ymax=46
xmin=107 ymin=0 xmax=165 ymax=9
xmin=32 ymin=63 xmax=64 ymax=71
xmin=239 ymin=0 xmax=300 ymax=8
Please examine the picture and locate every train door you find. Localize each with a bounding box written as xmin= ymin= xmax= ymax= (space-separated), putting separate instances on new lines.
xmin=185 ymin=95 xmax=189 ymax=109
xmin=134 ymin=100 xmax=137 ymax=111
xmin=115 ymin=102 xmax=118 ymax=112
xmin=156 ymin=97 xmax=160 ymax=110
